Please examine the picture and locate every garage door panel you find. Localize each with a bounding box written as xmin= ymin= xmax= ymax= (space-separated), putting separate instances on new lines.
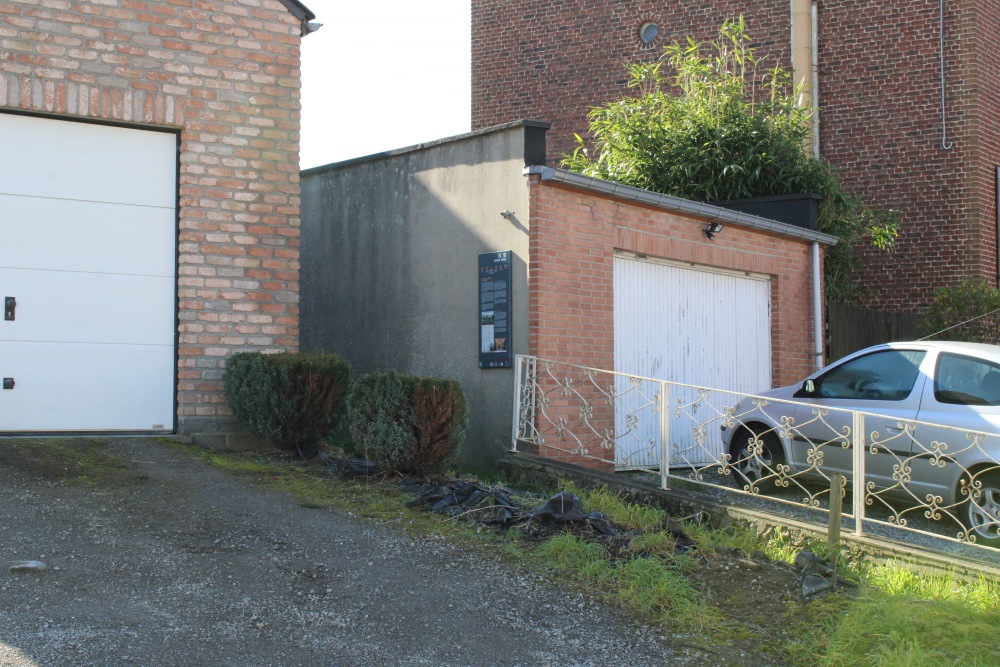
xmin=0 ymin=114 xmax=176 ymax=207
xmin=614 ymin=255 xmax=772 ymax=466
xmin=0 ymin=113 xmax=177 ymax=433
xmin=0 ymin=269 xmax=175 ymax=345
xmin=0 ymin=194 xmax=176 ymax=276
xmin=0 ymin=341 xmax=174 ymax=431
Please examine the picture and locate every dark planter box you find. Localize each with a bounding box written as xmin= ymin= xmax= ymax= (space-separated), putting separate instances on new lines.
xmin=712 ymin=193 xmax=821 ymax=231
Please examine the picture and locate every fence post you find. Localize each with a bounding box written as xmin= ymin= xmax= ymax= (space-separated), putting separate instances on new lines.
xmin=511 ymin=355 xmax=523 ymax=452
xmin=828 ymin=474 xmax=845 ymax=551
xmin=852 ymin=412 xmax=866 ymax=536
xmin=659 ymin=380 xmax=670 ymax=490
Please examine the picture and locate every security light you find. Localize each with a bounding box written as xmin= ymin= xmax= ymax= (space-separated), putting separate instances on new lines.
xmin=704 ymin=222 xmax=725 ymax=240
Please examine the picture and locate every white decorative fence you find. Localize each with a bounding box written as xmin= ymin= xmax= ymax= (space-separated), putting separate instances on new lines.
xmin=512 ymin=355 xmax=1000 ymax=549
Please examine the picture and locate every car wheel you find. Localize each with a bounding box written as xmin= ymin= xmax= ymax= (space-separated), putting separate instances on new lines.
xmin=961 ymin=471 xmax=1000 ymax=547
xmin=729 ymin=429 xmax=785 ymax=490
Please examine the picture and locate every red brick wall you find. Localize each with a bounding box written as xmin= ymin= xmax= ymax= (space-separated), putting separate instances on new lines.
xmin=0 ymin=0 xmax=303 ymax=437
xmin=472 ymin=0 xmax=791 ymax=166
xmin=528 ymin=175 xmax=820 ymax=466
xmin=817 ymin=0 xmax=998 ymax=310
xmin=474 ymin=1 xmax=1000 ymax=312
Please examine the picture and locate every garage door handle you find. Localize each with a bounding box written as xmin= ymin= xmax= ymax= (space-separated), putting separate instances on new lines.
xmin=4 ymin=296 xmax=14 ymax=321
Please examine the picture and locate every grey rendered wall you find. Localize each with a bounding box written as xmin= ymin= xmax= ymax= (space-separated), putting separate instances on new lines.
xmin=300 ymin=123 xmax=542 ymax=471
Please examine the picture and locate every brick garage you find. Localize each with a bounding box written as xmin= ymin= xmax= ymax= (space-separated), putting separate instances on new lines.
xmin=472 ymin=1 xmax=1000 ymax=312
xmin=526 ymin=166 xmax=835 ymax=468
xmin=0 ymin=0 xmax=313 ymax=443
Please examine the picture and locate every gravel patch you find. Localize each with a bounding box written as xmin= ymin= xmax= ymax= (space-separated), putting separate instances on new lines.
xmin=0 ymin=439 xmax=771 ymax=667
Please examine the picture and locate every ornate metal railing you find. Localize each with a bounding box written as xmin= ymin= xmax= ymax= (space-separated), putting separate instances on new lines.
xmin=512 ymin=355 xmax=1000 ymax=549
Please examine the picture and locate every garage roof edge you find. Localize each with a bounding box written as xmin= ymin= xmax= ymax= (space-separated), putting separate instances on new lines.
xmin=278 ymin=0 xmax=315 ymax=21
xmin=525 ymin=166 xmax=839 ymax=246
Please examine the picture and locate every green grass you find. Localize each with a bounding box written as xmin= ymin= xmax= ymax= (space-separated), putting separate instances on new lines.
xmin=178 ymin=446 xmax=1000 ymax=667
xmin=0 ymin=438 xmax=145 ymax=488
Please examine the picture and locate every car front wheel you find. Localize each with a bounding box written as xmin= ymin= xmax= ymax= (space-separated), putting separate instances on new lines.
xmin=729 ymin=428 xmax=785 ymax=491
xmin=962 ymin=471 xmax=1000 ymax=548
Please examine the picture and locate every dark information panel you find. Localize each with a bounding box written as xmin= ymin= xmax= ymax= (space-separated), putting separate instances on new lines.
xmin=479 ymin=251 xmax=513 ymax=369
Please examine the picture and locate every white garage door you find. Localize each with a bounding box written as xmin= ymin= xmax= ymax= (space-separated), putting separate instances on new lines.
xmin=614 ymin=253 xmax=772 ymax=467
xmin=0 ymin=113 xmax=177 ymax=432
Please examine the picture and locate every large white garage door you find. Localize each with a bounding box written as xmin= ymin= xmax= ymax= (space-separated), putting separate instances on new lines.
xmin=0 ymin=113 xmax=177 ymax=432
xmin=614 ymin=253 xmax=772 ymax=467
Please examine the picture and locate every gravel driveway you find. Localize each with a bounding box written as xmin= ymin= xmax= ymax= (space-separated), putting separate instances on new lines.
xmin=0 ymin=438 xmax=747 ymax=667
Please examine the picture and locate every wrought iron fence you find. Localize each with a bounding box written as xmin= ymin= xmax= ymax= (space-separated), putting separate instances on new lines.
xmin=512 ymin=355 xmax=1000 ymax=549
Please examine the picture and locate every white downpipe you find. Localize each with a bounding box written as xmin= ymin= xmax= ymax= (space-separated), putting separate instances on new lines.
xmin=813 ymin=242 xmax=824 ymax=370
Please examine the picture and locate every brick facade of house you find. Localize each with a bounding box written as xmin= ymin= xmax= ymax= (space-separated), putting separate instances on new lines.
xmin=473 ymin=1 xmax=1000 ymax=312
xmin=1 ymin=0 xmax=305 ymax=441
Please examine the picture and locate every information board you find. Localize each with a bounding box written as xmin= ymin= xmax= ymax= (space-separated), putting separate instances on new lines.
xmin=478 ymin=251 xmax=513 ymax=369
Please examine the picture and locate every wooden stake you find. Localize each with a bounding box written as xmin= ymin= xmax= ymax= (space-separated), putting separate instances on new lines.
xmin=828 ymin=474 xmax=845 ymax=551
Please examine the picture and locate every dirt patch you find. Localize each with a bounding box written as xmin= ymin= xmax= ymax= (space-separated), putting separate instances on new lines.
xmin=0 ymin=438 xmax=148 ymax=488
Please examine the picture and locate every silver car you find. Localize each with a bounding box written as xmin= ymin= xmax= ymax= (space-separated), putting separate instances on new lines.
xmin=721 ymin=341 xmax=1000 ymax=546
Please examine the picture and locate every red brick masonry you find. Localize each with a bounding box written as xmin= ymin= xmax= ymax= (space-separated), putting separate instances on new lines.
xmin=527 ymin=168 xmax=832 ymax=467
xmin=1 ymin=0 xmax=303 ymax=437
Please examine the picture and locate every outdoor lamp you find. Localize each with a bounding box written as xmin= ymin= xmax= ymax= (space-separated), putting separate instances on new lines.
xmin=703 ymin=222 xmax=725 ymax=240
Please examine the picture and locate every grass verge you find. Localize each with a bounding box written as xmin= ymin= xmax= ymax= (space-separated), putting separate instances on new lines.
xmin=173 ymin=443 xmax=1000 ymax=666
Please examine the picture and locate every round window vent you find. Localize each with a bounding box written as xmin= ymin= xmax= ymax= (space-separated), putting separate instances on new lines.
xmin=638 ymin=21 xmax=659 ymax=46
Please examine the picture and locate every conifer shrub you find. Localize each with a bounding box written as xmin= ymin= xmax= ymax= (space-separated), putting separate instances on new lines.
xmin=223 ymin=351 xmax=352 ymax=454
xmin=347 ymin=372 xmax=467 ymax=475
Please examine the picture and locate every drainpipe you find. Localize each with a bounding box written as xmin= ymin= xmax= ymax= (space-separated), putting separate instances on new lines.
xmin=813 ymin=242 xmax=824 ymax=370
xmin=791 ymin=0 xmax=815 ymax=150
xmin=811 ymin=1 xmax=819 ymax=157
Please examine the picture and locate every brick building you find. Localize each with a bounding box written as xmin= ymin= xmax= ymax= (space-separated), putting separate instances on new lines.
xmin=0 ymin=0 xmax=315 ymax=443
xmin=300 ymin=123 xmax=835 ymax=470
xmin=472 ymin=1 xmax=1000 ymax=312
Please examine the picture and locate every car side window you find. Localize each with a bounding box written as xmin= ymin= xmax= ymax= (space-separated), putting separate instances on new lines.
xmin=815 ymin=350 xmax=926 ymax=401
xmin=935 ymin=353 xmax=1000 ymax=406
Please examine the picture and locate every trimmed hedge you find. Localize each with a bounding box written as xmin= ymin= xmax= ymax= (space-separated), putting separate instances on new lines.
xmin=223 ymin=351 xmax=352 ymax=453
xmin=347 ymin=372 xmax=467 ymax=475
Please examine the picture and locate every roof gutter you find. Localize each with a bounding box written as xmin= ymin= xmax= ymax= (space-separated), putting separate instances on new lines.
xmin=524 ymin=166 xmax=839 ymax=246
xmin=276 ymin=0 xmax=321 ymax=36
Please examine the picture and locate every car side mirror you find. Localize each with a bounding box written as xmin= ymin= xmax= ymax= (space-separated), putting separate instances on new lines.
xmin=803 ymin=379 xmax=816 ymax=395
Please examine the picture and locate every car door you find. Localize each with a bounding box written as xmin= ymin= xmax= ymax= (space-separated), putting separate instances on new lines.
xmin=786 ymin=348 xmax=929 ymax=491
xmin=910 ymin=351 xmax=1000 ymax=507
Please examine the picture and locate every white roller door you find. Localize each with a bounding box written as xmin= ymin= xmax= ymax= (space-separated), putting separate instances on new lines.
xmin=0 ymin=113 xmax=177 ymax=432
xmin=614 ymin=253 xmax=772 ymax=467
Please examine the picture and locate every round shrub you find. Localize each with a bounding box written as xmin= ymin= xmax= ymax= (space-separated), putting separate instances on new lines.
xmin=348 ymin=371 xmax=467 ymax=475
xmin=223 ymin=351 xmax=352 ymax=454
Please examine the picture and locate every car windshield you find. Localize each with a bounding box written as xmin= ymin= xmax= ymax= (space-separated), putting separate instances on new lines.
xmin=816 ymin=349 xmax=926 ymax=400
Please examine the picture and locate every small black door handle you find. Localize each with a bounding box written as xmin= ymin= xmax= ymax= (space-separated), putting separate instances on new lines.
xmin=2 ymin=378 xmax=13 ymax=390
xmin=4 ymin=297 xmax=14 ymax=321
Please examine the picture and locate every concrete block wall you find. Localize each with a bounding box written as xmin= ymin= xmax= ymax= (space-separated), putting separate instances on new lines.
xmin=0 ymin=0 xmax=304 ymax=439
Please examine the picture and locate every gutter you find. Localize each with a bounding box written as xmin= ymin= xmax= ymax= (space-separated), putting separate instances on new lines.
xmin=525 ymin=166 xmax=839 ymax=246
xmin=276 ymin=0 xmax=321 ymax=36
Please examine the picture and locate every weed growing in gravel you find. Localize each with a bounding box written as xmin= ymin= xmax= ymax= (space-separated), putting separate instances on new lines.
xmin=0 ymin=438 xmax=143 ymax=488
